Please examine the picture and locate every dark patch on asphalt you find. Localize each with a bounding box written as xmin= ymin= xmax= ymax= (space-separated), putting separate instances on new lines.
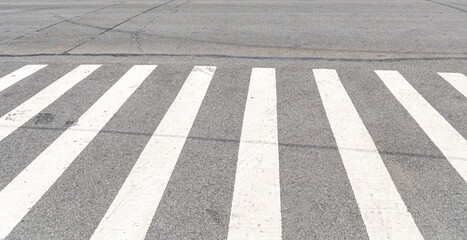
xmin=34 ymin=113 xmax=55 ymax=125
xmin=2 ymin=91 xmax=18 ymax=98
xmin=64 ymin=120 xmax=76 ymax=128
xmin=206 ymin=209 xmax=224 ymax=226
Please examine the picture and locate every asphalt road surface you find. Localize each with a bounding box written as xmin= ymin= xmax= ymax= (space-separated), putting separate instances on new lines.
xmin=0 ymin=0 xmax=466 ymax=239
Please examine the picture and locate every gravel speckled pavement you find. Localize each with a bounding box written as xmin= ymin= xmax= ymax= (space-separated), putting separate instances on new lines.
xmin=0 ymin=0 xmax=466 ymax=239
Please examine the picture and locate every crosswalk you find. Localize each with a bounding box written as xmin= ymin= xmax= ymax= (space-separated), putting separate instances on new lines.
xmin=0 ymin=64 xmax=465 ymax=239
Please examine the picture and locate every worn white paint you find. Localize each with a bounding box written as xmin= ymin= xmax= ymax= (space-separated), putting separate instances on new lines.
xmin=314 ymin=69 xmax=423 ymax=240
xmin=0 ymin=65 xmax=156 ymax=239
xmin=0 ymin=65 xmax=47 ymax=93
xmin=0 ymin=65 xmax=100 ymax=142
xmin=376 ymin=70 xmax=467 ymax=182
xmin=227 ymin=68 xmax=281 ymax=240
xmin=438 ymin=72 xmax=467 ymax=98
xmin=91 ymin=66 xmax=216 ymax=240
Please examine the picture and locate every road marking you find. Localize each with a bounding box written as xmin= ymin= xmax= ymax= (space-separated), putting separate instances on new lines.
xmin=0 ymin=65 xmax=156 ymax=239
xmin=0 ymin=65 xmax=47 ymax=93
xmin=438 ymin=72 xmax=467 ymax=98
xmin=376 ymin=70 xmax=467 ymax=182
xmin=91 ymin=66 xmax=216 ymax=240
xmin=314 ymin=69 xmax=423 ymax=240
xmin=227 ymin=68 xmax=281 ymax=240
xmin=0 ymin=65 xmax=100 ymax=142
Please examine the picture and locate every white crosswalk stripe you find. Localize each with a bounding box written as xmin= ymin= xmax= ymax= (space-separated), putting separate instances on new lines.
xmin=0 ymin=65 xmax=100 ymax=142
xmin=0 ymin=65 xmax=47 ymax=93
xmin=0 ymin=64 xmax=465 ymax=239
xmin=228 ymin=68 xmax=281 ymax=240
xmin=376 ymin=70 xmax=467 ymax=182
xmin=91 ymin=66 xmax=215 ymax=240
xmin=438 ymin=72 xmax=467 ymax=98
xmin=314 ymin=69 xmax=423 ymax=240
xmin=0 ymin=65 xmax=156 ymax=239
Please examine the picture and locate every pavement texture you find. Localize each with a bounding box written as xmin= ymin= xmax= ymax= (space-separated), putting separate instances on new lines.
xmin=0 ymin=0 xmax=466 ymax=239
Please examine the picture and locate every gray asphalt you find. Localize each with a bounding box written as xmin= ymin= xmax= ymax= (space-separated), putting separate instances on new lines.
xmin=0 ymin=0 xmax=466 ymax=239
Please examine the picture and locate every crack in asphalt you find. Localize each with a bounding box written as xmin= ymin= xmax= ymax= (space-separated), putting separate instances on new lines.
xmin=1 ymin=0 xmax=465 ymax=62
xmin=2 ymin=0 xmax=464 ymax=57
xmin=62 ymin=0 xmax=177 ymax=54
xmin=173 ymin=0 xmax=191 ymax=10
xmin=0 ymin=124 xmax=459 ymax=161
xmin=425 ymin=0 xmax=467 ymax=13
xmin=32 ymin=17 xmax=466 ymax=57
xmin=0 ymin=0 xmax=131 ymax=46
xmin=131 ymin=13 xmax=159 ymax=52
xmin=0 ymin=53 xmax=465 ymax=62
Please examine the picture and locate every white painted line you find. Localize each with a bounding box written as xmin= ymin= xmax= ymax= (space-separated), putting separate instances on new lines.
xmin=0 ymin=65 xmax=156 ymax=239
xmin=0 ymin=65 xmax=47 ymax=93
xmin=314 ymin=69 xmax=423 ymax=240
xmin=91 ymin=66 xmax=216 ymax=240
xmin=227 ymin=68 xmax=281 ymax=240
xmin=0 ymin=65 xmax=100 ymax=142
xmin=438 ymin=72 xmax=467 ymax=98
xmin=376 ymin=70 xmax=467 ymax=182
